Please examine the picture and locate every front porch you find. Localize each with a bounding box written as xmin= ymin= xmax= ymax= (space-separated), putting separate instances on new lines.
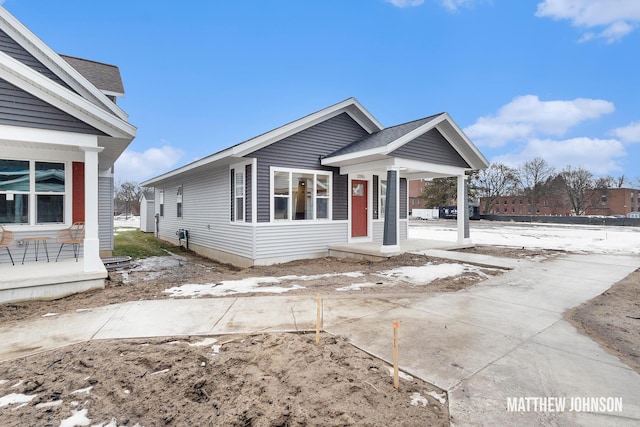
xmin=329 ymin=238 xmax=474 ymax=262
xmin=0 ymin=258 xmax=106 ymax=305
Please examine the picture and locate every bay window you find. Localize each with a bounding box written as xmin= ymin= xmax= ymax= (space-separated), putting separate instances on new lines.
xmin=0 ymin=159 xmax=66 ymax=224
xmin=271 ymin=168 xmax=331 ymax=221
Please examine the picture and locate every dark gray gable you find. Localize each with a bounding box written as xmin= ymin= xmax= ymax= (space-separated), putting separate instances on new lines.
xmin=0 ymin=28 xmax=71 ymax=90
xmin=390 ymin=128 xmax=470 ymax=168
xmin=326 ymin=114 xmax=442 ymax=158
xmin=250 ymin=112 xmax=370 ymax=222
xmin=0 ymin=78 xmax=106 ymax=135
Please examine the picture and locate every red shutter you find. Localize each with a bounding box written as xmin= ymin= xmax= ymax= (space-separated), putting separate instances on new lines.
xmin=72 ymin=162 xmax=85 ymax=223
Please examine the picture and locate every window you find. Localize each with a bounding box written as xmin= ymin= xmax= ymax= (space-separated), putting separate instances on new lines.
xmin=159 ymin=189 xmax=164 ymax=217
xmin=379 ymin=180 xmax=387 ymax=219
xmin=601 ymin=194 xmax=607 ymax=206
xmin=234 ymin=170 xmax=244 ymax=221
xmin=272 ymin=168 xmax=331 ymax=221
xmin=0 ymin=159 xmax=65 ymax=224
xmin=176 ymin=185 xmax=183 ymax=218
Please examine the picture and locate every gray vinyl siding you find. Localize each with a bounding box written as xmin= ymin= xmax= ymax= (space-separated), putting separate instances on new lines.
xmin=390 ymin=128 xmax=469 ymax=168
xmin=0 ymin=29 xmax=70 ymax=89
xmin=254 ymin=222 xmax=347 ymax=262
xmin=153 ymin=168 xmax=253 ymax=259
xmin=0 ymin=79 xmax=105 ymax=135
xmin=400 ymin=178 xmax=407 ymax=219
xmin=250 ymin=112 xmax=369 ymax=222
xmin=98 ymin=176 xmax=114 ymax=251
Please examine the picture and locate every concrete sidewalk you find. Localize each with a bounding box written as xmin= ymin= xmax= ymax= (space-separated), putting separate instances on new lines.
xmin=1 ymin=253 xmax=639 ymax=426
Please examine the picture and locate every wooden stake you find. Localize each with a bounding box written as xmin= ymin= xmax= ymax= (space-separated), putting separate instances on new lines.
xmin=393 ymin=321 xmax=400 ymax=390
xmin=315 ymin=294 xmax=322 ymax=345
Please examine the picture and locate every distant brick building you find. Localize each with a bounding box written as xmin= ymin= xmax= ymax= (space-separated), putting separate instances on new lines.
xmin=480 ymin=188 xmax=639 ymax=216
xmin=409 ymin=179 xmax=428 ymax=212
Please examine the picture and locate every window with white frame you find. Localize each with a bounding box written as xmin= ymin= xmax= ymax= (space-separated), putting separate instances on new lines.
xmin=379 ymin=180 xmax=387 ymax=219
xmin=0 ymin=159 xmax=65 ymax=224
xmin=234 ymin=170 xmax=245 ymax=221
xmin=272 ymin=168 xmax=331 ymax=221
xmin=159 ymin=189 xmax=164 ymax=217
xmin=176 ymin=185 xmax=183 ymax=218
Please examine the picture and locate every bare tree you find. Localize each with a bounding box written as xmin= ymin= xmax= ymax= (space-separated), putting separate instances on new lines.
xmin=519 ymin=157 xmax=555 ymax=211
xmin=114 ymin=181 xmax=142 ymax=217
xmin=420 ymin=177 xmax=457 ymax=208
xmin=474 ymin=163 xmax=520 ymax=213
xmin=560 ymin=166 xmax=594 ymax=215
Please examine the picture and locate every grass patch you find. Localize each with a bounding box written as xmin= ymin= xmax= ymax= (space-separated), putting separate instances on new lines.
xmin=113 ymin=229 xmax=179 ymax=259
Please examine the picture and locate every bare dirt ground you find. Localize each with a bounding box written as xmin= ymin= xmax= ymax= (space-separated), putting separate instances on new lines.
xmin=5 ymin=245 xmax=627 ymax=427
xmin=567 ymin=268 xmax=640 ymax=374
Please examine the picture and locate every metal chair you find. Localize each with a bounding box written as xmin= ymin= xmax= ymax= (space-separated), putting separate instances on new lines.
xmin=55 ymin=222 xmax=85 ymax=262
xmin=0 ymin=225 xmax=15 ymax=265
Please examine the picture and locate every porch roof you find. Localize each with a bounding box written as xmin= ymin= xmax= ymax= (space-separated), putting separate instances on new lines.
xmin=321 ymin=112 xmax=489 ymax=176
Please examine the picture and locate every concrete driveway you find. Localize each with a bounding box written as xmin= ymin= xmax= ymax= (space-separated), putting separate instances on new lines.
xmin=1 ymin=252 xmax=639 ymax=426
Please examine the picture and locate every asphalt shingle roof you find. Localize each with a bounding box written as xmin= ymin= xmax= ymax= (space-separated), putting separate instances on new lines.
xmin=325 ymin=113 xmax=443 ymax=158
xmin=60 ymin=54 xmax=124 ymax=95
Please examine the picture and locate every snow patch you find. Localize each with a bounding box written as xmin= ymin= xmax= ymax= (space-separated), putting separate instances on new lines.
xmin=42 ymin=312 xmax=58 ymax=317
xmin=70 ymin=386 xmax=93 ymax=395
xmin=335 ymin=282 xmax=378 ymax=291
xmin=386 ymin=366 xmax=414 ymax=381
xmin=59 ymin=408 xmax=91 ymax=427
xmin=410 ymin=392 xmax=428 ymax=407
xmin=426 ymin=390 xmax=447 ymax=404
xmin=164 ymin=277 xmax=304 ymax=297
xmin=36 ymin=400 xmax=63 ymax=409
xmin=188 ymin=337 xmax=218 ymax=347
xmin=150 ymin=369 xmax=170 ymax=376
xmin=378 ymin=263 xmax=480 ymax=284
xmin=0 ymin=392 xmax=37 ymax=408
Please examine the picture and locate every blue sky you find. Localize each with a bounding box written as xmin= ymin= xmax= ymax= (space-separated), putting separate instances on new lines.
xmin=4 ymin=0 xmax=640 ymax=184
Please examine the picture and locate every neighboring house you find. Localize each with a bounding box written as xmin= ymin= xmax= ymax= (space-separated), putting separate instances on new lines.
xmin=0 ymin=6 xmax=136 ymax=302
xmin=139 ymin=189 xmax=155 ymax=233
xmin=142 ymin=98 xmax=488 ymax=267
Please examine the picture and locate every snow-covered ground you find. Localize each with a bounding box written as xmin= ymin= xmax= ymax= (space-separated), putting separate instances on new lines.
xmin=410 ymin=220 xmax=640 ymax=255
xmin=114 ymin=215 xmax=140 ymax=231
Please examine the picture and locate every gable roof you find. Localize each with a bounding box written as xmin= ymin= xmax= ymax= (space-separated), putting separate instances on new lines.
xmin=0 ymin=6 xmax=128 ymax=121
xmin=321 ymin=112 xmax=489 ymax=171
xmin=60 ymin=55 xmax=124 ymax=97
xmin=142 ymin=98 xmax=381 ymax=186
xmin=0 ymin=6 xmax=136 ymax=170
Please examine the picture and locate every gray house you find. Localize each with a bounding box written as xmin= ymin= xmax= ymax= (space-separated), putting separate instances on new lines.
xmin=142 ymin=98 xmax=488 ymax=267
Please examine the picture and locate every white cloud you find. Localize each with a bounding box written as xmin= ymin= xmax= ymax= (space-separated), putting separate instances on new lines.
xmin=464 ymin=95 xmax=614 ymax=147
xmin=386 ymin=0 xmax=424 ymax=8
xmin=612 ymin=121 xmax=640 ymax=143
xmin=114 ymin=144 xmax=184 ymax=183
xmin=494 ymin=137 xmax=626 ymax=175
xmin=536 ymin=0 xmax=640 ymax=43
xmin=440 ymin=0 xmax=478 ymax=12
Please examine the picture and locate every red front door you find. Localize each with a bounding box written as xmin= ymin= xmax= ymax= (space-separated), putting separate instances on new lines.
xmin=351 ymin=180 xmax=368 ymax=237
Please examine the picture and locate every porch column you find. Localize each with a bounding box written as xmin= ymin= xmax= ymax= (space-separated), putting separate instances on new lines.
xmin=381 ymin=167 xmax=400 ymax=253
xmin=457 ymin=174 xmax=471 ymax=244
xmin=81 ymin=146 xmax=104 ymax=272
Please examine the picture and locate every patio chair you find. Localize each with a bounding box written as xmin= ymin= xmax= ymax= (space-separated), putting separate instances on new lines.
xmin=0 ymin=225 xmax=15 ymax=265
xmin=55 ymin=222 xmax=85 ymax=262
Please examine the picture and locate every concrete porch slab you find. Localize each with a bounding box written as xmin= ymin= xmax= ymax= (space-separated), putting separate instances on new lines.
xmin=0 ymin=258 xmax=106 ymax=304
xmin=329 ymin=238 xmax=473 ymax=262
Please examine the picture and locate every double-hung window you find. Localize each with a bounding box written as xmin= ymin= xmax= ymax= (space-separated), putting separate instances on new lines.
xmin=379 ymin=180 xmax=387 ymax=219
xmin=272 ymin=168 xmax=331 ymax=221
xmin=0 ymin=159 xmax=65 ymax=224
xmin=176 ymin=185 xmax=183 ymax=218
xmin=234 ymin=170 xmax=244 ymax=221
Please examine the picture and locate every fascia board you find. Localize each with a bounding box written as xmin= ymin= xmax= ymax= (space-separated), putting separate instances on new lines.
xmin=395 ymin=158 xmax=470 ymax=176
xmin=320 ymin=146 xmax=387 ymax=167
xmin=439 ymin=113 xmax=490 ymax=169
xmin=0 ymin=7 xmax=128 ymax=121
xmin=0 ymin=51 xmax=136 ymax=139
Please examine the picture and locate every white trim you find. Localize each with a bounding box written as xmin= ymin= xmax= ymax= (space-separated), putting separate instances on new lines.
xmin=0 ymin=51 xmax=135 ymax=139
xmin=142 ymin=98 xmax=382 ymax=186
xmin=269 ymin=166 xmax=333 ymax=223
xmin=0 ymin=7 xmax=128 ymax=121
